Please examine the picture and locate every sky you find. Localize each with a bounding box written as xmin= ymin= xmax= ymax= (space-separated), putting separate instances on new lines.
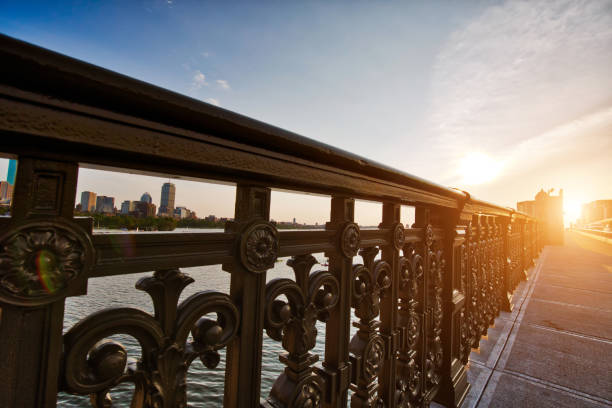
xmin=1 ymin=0 xmax=611 ymax=225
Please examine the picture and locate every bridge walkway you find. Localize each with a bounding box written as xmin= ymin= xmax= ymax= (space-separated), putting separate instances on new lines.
xmin=461 ymin=231 xmax=612 ymax=407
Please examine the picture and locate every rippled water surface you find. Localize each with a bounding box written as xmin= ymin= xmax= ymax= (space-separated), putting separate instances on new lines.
xmin=59 ymin=229 xmax=342 ymax=407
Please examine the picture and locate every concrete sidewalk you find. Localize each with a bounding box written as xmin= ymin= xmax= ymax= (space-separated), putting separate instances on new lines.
xmin=461 ymin=231 xmax=612 ymax=407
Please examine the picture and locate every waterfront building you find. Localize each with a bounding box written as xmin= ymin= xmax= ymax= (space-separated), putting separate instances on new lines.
xmin=80 ymin=191 xmax=97 ymax=212
xmin=0 ymin=181 xmax=13 ymax=204
xmin=95 ymin=195 xmax=115 ymax=214
xmin=581 ymin=200 xmax=612 ymax=226
xmin=120 ymin=200 xmax=136 ymax=214
xmin=517 ymin=188 xmax=563 ymax=245
xmin=133 ymin=201 xmax=156 ymax=218
xmin=140 ymin=192 xmax=153 ymax=204
xmin=158 ymin=182 xmax=176 ymax=216
xmin=174 ymin=206 xmax=191 ymax=219
xmin=6 ymin=159 xmax=17 ymax=185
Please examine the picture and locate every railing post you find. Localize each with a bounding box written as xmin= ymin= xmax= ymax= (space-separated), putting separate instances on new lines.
xmin=431 ymin=205 xmax=471 ymax=408
xmin=223 ymin=185 xmax=275 ymax=407
xmin=0 ymin=157 xmax=89 ymax=408
xmin=378 ymin=203 xmax=401 ymax=407
xmin=499 ymin=216 xmax=513 ymax=312
xmin=320 ymin=196 xmax=355 ymax=408
xmin=519 ymin=219 xmax=528 ymax=281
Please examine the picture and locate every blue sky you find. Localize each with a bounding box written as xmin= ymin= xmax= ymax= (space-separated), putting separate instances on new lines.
xmin=1 ymin=0 xmax=611 ymax=224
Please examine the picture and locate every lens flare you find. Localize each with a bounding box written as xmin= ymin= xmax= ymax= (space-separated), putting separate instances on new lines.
xmin=36 ymin=249 xmax=59 ymax=293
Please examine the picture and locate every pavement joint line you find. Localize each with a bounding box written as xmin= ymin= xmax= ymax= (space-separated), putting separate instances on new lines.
xmin=463 ymin=364 xmax=493 ymax=408
xmin=538 ymin=283 xmax=612 ymax=295
xmin=521 ymin=322 xmax=612 ymax=344
xmin=528 ymin=298 xmax=612 ymax=312
xmin=474 ymin=248 xmax=547 ymax=408
xmin=475 ymin=372 xmax=503 ymax=408
xmin=501 ymin=368 xmax=612 ymax=407
xmin=495 ymin=249 xmax=547 ymax=370
xmin=479 ymin=281 xmax=533 ymax=366
xmin=484 ymin=319 xmax=515 ymax=368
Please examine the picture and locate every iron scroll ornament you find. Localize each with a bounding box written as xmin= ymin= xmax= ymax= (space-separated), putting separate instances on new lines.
xmin=0 ymin=219 xmax=94 ymax=306
xmin=62 ymin=269 xmax=239 ymax=407
xmin=263 ymin=254 xmax=339 ymax=408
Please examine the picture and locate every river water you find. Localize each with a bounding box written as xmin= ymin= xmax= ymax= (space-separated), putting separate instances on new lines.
xmin=58 ymin=229 xmax=347 ymax=407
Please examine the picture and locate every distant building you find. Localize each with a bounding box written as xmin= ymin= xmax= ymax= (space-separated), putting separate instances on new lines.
xmin=96 ymin=195 xmax=115 ymax=214
xmin=516 ymin=200 xmax=536 ymax=218
xmin=158 ymin=182 xmax=176 ymax=216
xmin=120 ymin=200 xmax=137 ymax=214
xmin=517 ymin=188 xmax=563 ymax=245
xmin=174 ymin=206 xmax=191 ymax=219
xmin=80 ymin=191 xmax=97 ymax=212
xmin=581 ymin=200 xmax=612 ymax=226
xmin=7 ymin=159 xmax=17 ymax=185
xmin=0 ymin=181 xmax=14 ymax=204
xmin=133 ymin=201 xmax=156 ymax=218
xmin=140 ymin=192 xmax=153 ymax=204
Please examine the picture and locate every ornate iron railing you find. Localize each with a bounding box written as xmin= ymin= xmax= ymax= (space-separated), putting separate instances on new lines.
xmin=0 ymin=35 xmax=542 ymax=408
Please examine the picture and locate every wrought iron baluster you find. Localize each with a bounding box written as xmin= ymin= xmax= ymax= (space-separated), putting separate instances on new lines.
xmin=348 ymin=246 xmax=391 ymax=407
xmin=262 ymin=254 xmax=339 ymax=408
xmin=395 ymin=243 xmax=424 ymax=407
xmin=423 ymin=228 xmax=444 ymax=402
xmin=61 ymin=268 xmax=239 ymax=407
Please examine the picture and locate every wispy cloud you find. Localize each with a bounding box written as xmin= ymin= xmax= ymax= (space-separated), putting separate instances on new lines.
xmin=206 ymin=98 xmax=220 ymax=106
xmin=192 ymin=70 xmax=208 ymax=89
xmin=216 ymin=79 xmax=230 ymax=90
xmin=426 ymin=0 xmax=612 ymax=184
xmin=503 ymin=107 xmax=612 ymax=176
xmin=202 ymin=51 xmax=210 ymax=58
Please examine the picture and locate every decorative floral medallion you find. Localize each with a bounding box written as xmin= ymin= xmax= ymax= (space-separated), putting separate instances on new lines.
xmin=240 ymin=221 xmax=279 ymax=273
xmin=339 ymin=222 xmax=360 ymax=258
xmin=425 ymin=224 xmax=434 ymax=248
xmin=0 ymin=220 xmax=93 ymax=306
xmin=392 ymin=223 xmax=405 ymax=251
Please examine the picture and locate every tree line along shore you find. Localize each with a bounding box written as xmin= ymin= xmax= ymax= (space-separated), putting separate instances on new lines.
xmin=74 ymin=212 xmax=322 ymax=231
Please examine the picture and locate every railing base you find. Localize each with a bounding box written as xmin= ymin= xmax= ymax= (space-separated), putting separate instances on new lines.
xmin=501 ymin=292 xmax=514 ymax=313
xmin=435 ymin=363 xmax=470 ymax=408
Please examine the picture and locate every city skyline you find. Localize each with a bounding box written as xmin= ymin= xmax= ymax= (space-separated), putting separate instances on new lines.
xmin=0 ymin=1 xmax=611 ymax=225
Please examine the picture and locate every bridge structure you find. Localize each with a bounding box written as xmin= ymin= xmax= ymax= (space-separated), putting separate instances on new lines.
xmin=0 ymin=34 xmax=582 ymax=408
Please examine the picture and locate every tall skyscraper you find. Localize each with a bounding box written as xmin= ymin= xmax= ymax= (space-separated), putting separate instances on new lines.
xmin=120 ymin=200 xmax=136 ymax=214
xmin=95 ymin=196 xmax=115 ymax=214
xmin=7 ymin=159 xmax=17 ymax=185
xmin=140 ymin=192 xmax=153 ymax=204
xmin=80 ymin=191 xmax=97 ymax=212
xmin=158 ymin=182 xmax=176 ymax=216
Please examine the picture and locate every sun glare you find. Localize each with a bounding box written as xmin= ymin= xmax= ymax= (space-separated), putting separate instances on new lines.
xmin=458 ymin=152 xmax=503 ymax=185
xmin=563 ymin=196 xmax=583 ymax=225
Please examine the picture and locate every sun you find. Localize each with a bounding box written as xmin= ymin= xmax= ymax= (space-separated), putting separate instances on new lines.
xmin=563 ymin=196 xmax=583 ymax=225
xmin=458 ymin=152 xmax=503 ymax=185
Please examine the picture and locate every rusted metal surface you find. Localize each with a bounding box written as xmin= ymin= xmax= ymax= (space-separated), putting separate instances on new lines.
xmin=0 ymin=35 xmax=543 ymax=407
